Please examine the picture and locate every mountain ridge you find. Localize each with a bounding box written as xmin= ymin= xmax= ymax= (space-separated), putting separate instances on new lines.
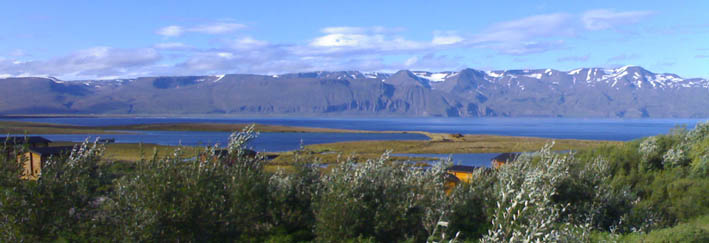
xmin=2 ymin=66 xmax=708 ymax=118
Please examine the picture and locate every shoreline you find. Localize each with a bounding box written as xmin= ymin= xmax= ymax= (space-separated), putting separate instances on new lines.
xmin=2 ymin=120 xmax=622 ymax=162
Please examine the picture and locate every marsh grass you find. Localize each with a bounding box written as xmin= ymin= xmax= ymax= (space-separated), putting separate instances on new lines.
xmin=50 ymin=141 xmax=204 ymax=162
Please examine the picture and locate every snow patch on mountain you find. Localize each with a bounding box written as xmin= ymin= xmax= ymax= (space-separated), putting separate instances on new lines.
xmin=214 ymin=74 xmax=225 ymax=82
xmin=526 ymin=73 xmax=542 ymax=79
xmin=47 ymin=77 xmax=64 ymax=83
xmin=568 ymin=68 xmax=583 ymax=75
xmin=412 ymin=71 xmax=457 ymax=82
xmin=486 ymin=71 xmax=503 ymax=78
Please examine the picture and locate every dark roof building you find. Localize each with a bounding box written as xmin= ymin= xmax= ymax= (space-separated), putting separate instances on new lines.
xmin=447 ymin=165 xmax=478 ymax=173
xmin=446 ymin=165 xmax=479 ymax=184
xmin=27 ymin=146 xmax=74 ymax=155
xmin=491 ymin=152 xmax=520 ymax=168
xmin=0 ymin=136 xmax=52 ymax=146
xmin=19 ymin=146 xmax=74 ymax=180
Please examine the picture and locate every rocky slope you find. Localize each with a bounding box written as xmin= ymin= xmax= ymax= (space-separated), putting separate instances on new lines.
xmin=1 ymin=66 xmax=708 ymax=118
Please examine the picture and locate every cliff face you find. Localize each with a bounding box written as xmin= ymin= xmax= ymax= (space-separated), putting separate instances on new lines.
xmin=2 ymin=66 xmax=708 ymax=118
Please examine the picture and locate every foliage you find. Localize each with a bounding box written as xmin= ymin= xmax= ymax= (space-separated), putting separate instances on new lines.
xmin=107 ymin=126 xmax=274 ymax=242
xmin=313 ymin=152 xmax=450 ymax=242
xmin=2 ymin=121 xmax=709 ymax=242
xmin=267 ymin=160 xmax=321 ymax=241
xmin=617 ymin=214 xmax=709 ymax=243
xmin=0 ymin=140 xmax=111 ymax=242
xmin=481 ymin=145 xmax=592 ymax=242
xmin=445 ymin=168 xmax=496 ymax=240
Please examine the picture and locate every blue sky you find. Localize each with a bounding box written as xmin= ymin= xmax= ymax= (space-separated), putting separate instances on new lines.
xmin=1 ymin=1 xmax=708 ymax=80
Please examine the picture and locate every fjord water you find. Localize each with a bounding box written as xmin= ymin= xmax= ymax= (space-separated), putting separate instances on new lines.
xmin=5 ymin=117 xmax=704 ymax=166
xmin=5 ymin=117 xmax=704 ymax=140
xmin=28 ymin=131 xmax=429 ymax=152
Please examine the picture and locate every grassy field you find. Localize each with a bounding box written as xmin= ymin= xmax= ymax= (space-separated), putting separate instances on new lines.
xmin=4 ymin=120 xmax=622 ymax=166
xmin=269 ymin=134 xmax=621 ymax=164
xmin=592 ymin=215 xmax=709 ymax=242
xmin=50 ymin=141 xmax=204 ymax=162
xmin=302 ymin=134 xmax=621 ymax=154
xmin=0 ymin=120 xmax=435 ymax=138
xmin=0 ymin=121 xmax=123 ymax=134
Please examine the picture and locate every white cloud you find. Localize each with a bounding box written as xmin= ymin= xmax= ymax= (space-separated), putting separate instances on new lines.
xmin=321 ymin=26 xmax=367 ymax=34
xmin=402 ymin=53 xmax=463 ymax=71
xmin=466 ymin=9 xmax=654 ymax=55
xmin=228 ymin=37 xmax=269 ymax=50
xmin=156 ymin=22 xmax=246 ymax=37
xmin=473 ymin=13 xmax=573 ymax=43
xmin=305 ymin=26 xmax=428 ymax=56
xmin=582 ymin=9 xmax=654 ymax=30
xmin=190 ymin=22 xmax=246 ymax=34
xmin=432 ymin=31 xmax=463 ymax=45
xmin=468 ymin=13 xmax=574 ymax=55
xmin=1 ymin=9 xmax=659 ymax=79
xmin=0 ymin=47 xmax=161 ymax=79
xmin=154 ymin=42 xmax=190 ymax=50
xmin=404 ymin=56 xmax=418 ymax=66
xmin=321 ymin=26 xmax=403 ymax=34
xmin=156 ymin=25 xmax=183 ymax=37
xmin=311 ymin=33 xmax=368 ymax=47
xmin=9 ymin=49 xmax=27 ymax=57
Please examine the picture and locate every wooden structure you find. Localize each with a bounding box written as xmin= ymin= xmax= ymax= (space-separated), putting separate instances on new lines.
xmin=446 ymin=165 xmax=477 ymax=183
xmin=491 ymin=153 xmax=520 ymax=169
xmin=2 ymin=136 xmax=51 ymax=156
xmin=17 ymin=146 xmax=74 ymax=180
xmin=2 ymin=136 xmax=52 ymax=160
xmin=0 ymin=136 xmax=51 ymax=147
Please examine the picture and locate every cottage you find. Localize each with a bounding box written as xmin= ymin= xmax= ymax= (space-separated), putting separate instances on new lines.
xmin=491 ymin=153 xmax=520 ymax=169
xmin=0 ymin=136 xmax=51 ymax=147
xmin=1 ymin=136 xmax=52 ymax=159
xmin=446 ymin=165 xmax=478 ymax=183
xmin=17 ymin=146 xmax=74 ymax=180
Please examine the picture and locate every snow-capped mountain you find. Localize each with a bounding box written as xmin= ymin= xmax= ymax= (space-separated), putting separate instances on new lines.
xmin=1 ymin=66 xmax=708 ymax=118
xmin=412 ymin=71 xmax=459 ymax=82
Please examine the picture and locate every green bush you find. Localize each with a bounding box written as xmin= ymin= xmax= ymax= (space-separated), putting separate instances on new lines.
xmin=107 ymin=127 xmax=273 ymax=242
xmin=267 ymin=162 xmax=321 ymax=242
xmin=620 ymin=215 xmax=709 ymax=243
xmin=445 ymin=169 xmax=496 ymax=240
xmin=2 ymin=122 xmax=709 ymax=242
xmin=0 ymin=141 xmax=111 ymax=242
xmin=313 ymin=153 xmax=449 ymax=242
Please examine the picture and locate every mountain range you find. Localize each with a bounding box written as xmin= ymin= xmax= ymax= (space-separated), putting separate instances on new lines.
xmin=1 ymin=66 xmax=708 ymax=118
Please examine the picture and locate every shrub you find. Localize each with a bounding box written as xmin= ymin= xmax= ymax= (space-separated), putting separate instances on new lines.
xmin=267 ymin=162 xmax=322 ymax=241
xmin=689 ymin=137 xmax=709 ymax=177
xmin=313 ymin=152 xmax=450 ymax=242
xmin=663 ymin=145 xmax=690 ymax=168
xmin=108 ymin=126 xmax=273 ymax=242
xmin=620 ymin=215 xmax=709 ymax=243
xmin=445 ymin=168 xmax=496 ymax=240
xmin=481 ymin=144 xmax=591 ymax=242
xmin=0 ymin=140 xmax=110 ymax=242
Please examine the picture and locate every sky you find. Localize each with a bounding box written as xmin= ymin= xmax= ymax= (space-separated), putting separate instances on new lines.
xmin=1 ymin=0 xmax=708 ymax=80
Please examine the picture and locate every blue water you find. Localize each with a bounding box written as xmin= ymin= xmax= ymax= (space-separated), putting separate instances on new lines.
xmin=2 ymin=117 xmax=703 ymax=141
xmin=393 ymin=153 xmax=501 ymax=167
xmin=28 ymin=131 xmax=428 ymax=152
